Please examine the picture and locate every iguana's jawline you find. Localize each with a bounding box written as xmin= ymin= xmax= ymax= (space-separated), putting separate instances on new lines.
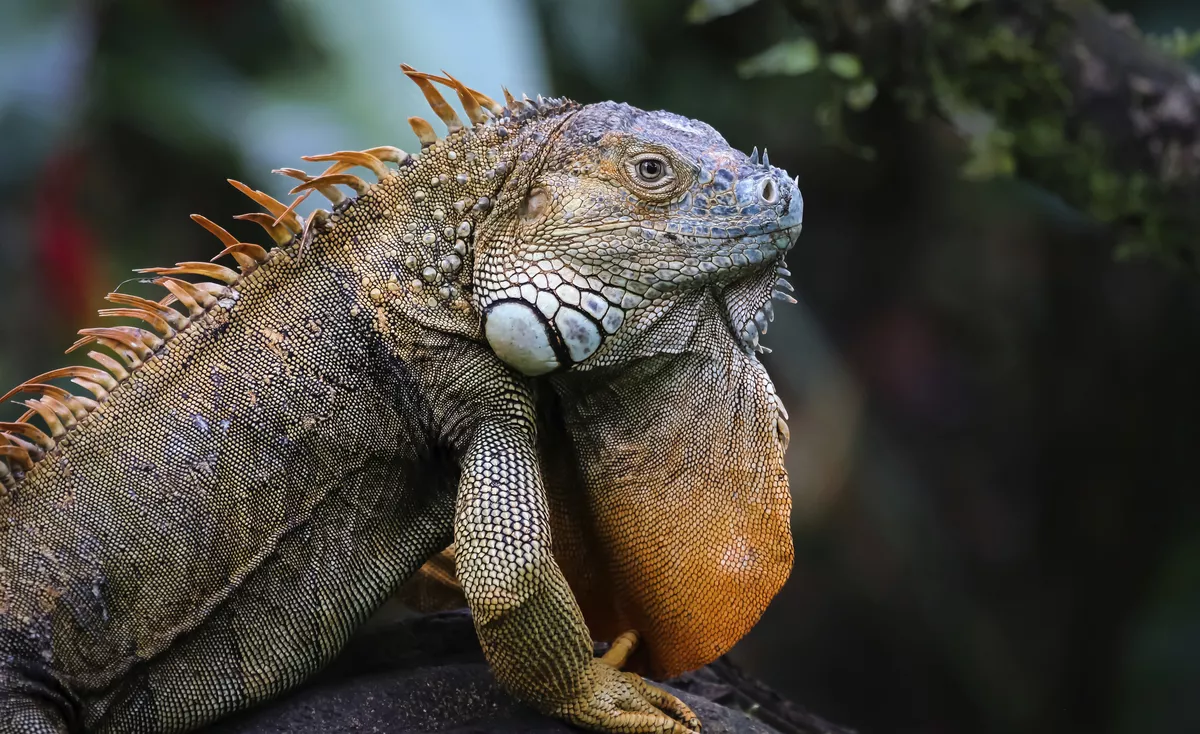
xmin=721 ymin=223 xmax=801 ymax=353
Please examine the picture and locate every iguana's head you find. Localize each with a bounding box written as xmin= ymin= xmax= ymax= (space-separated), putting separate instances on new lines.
xmin=476 ymin=101 xmax=803 ymax=376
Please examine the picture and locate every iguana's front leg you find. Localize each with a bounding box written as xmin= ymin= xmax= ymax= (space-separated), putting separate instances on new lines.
xmin=455 ymin=416 xmax=700 ymax=733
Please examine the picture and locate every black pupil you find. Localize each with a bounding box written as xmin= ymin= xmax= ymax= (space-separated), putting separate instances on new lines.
xmin=640 ymin=160 xmax=663 ymax=180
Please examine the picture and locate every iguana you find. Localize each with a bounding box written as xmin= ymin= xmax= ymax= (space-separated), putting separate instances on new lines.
xmin=0 ymin=66 xmax=802 ymax=734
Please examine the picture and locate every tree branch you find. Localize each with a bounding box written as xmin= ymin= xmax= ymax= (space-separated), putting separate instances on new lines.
xmin=779 ymin=0 xmax=1200 ymax=267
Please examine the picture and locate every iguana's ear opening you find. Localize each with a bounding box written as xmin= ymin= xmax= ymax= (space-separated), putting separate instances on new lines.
xmin=539 ymin=314 xmax=793 ymax=678
xmin=519 ymin=187 xmax=551 ymax=223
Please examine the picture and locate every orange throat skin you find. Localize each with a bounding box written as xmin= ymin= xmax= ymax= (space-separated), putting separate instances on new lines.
xmin=542 ymin=309 xmax=793 ymax=678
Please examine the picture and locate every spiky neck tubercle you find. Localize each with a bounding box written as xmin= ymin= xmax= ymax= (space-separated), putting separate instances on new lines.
xmin=309 ymin=94 xmax=579 ymax=341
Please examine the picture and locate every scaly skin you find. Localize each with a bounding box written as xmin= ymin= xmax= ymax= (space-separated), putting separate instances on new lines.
xmin=0 ymin=69 xmax=801 ymax=733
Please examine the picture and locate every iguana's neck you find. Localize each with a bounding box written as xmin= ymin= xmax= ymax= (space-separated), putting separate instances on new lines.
xmin=303 ymin=102 xmax=578 ymax=342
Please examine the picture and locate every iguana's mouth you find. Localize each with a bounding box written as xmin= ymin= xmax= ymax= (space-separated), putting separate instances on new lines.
xmin=720 ymin=224 xmax=801 ymax=353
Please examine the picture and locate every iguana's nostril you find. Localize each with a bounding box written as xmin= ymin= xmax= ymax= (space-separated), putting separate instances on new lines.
xmin=760 ymin=178 xmax=777 ymax=205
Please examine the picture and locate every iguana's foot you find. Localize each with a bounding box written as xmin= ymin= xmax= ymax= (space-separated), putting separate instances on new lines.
xmin=554 ymin=631 xmax=701 ymax=734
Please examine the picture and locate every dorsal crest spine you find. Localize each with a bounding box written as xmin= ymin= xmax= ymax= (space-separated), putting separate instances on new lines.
xmin=0 ymin=65 xmax=578 ymax=493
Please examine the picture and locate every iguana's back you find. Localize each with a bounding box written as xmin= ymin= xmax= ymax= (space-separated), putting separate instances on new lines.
xmin=0 ymin=228 xmax=465 ymax=730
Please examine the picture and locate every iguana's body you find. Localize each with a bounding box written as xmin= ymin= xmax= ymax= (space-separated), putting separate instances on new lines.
xmin=0 ymin=69 xmax=801 ymax=733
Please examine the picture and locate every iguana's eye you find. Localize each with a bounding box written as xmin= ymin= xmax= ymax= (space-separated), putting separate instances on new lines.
xmin=629 ymin=155 xmax=674 ymax=188
xmin=638 ymin=159 xmax=665 ymax=181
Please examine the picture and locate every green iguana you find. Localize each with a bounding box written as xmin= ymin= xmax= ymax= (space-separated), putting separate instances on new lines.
xmin=0 ymin=66 xmax=802 ymax=733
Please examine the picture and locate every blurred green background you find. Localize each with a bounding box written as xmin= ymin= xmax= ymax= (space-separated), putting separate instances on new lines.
xmin=1 ymin=1 xmax=1198 ymax=733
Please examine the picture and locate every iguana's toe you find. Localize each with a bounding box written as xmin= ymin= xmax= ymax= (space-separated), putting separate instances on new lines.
xmin=555 ymin=654 xmax=701 ymax=733
xmin=600 ymin=629 xmax=642 ymax=669
xmin=628 ymin=675 xmax=701 ymax=731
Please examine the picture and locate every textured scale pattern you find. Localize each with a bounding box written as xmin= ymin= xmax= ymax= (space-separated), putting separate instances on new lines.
xmin=0 ymin=66 xmax=801 ymax=734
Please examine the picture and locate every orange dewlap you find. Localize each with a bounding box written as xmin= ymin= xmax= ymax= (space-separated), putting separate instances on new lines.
xmin=544 ymin=342 xmax=793 ymax=678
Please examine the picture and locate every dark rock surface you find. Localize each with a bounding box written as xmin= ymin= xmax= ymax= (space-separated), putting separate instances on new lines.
xmin=206 ymin=610 xmax=853 ymax=734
